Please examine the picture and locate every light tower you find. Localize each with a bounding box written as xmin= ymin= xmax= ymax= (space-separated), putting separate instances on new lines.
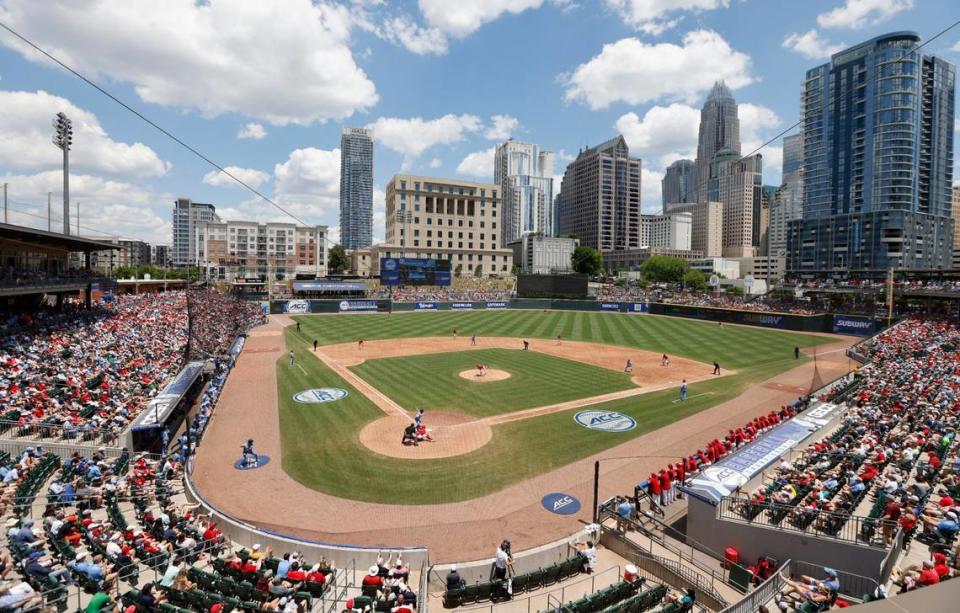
xmin=52 ymin=112 xmax=72 ymax=235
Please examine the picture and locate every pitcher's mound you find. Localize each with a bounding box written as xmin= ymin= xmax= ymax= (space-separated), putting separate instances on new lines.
xmin=458 ymin=369 xmax=511 ymax=382
xmin=358 ymin=412 xmax=492 ymax=459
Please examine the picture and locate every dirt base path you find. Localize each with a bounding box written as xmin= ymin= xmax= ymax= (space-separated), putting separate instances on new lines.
xmin=192 ymin=316 xmax=856 ymax=562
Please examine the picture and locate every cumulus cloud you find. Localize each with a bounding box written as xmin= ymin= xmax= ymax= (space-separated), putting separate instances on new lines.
xmin=237 ymin=123 xmax=267 ymax=140
xmin=273 ymin=147 xmax=341 ymax=212
xmin=782 ymin=29 xmax=845 ymax=59
xmin=0 ymin=90 xmax=169 ymax=178
xmin=418 ymin=0 xmax=546 ymax=38
xmin=563 ymin=30 xmax=753 ymax=109
xmin=605 ymin=0 xmax=730 ymax=35
xmin=367 ymin=114 xmax=483 ymax=165
xmin=428 ymin=158 xmax=443 ymax=169
xmin=0 ymin=170 xmax=170 ymax=244
xmin=640 ymin=167 xmax=663 ymax=213
xmin=817 ymin=0 xmax=913 ymax=30
xmin=456 ymin=147 xmax=496 ymax=178
xmin=739 ymin=104 xmax=783 ymax=184
xmin=377 ymin=15 xmax=448 ymax=55
xmin=202 ymin=166 xmax=270 ymax=190
xmin=484 ymin=115 xmax=520 ymax=140
xmin=0 ymin=0 xmax=377 ymax=125
xmin=616 ymin=104 xmax=700 ymax=169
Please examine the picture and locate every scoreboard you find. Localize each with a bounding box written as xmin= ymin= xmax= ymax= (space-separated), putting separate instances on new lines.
xmin=380 ymin=258 xmax=452 ymax=286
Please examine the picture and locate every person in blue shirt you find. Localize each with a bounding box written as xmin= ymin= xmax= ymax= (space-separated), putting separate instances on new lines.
xmin=277 ymin=553 xmax=292 ymax=579
xmin=11 ymin=519 xmax=39 ymax=546
xmin=85 ymin=464 xmax=101 ymax=482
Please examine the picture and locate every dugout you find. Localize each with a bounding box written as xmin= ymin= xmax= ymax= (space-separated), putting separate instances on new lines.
xmin=517 ymin=273 xmax=588 ymax=299
xmin=122 ymin=360 xmax=208 ymax=453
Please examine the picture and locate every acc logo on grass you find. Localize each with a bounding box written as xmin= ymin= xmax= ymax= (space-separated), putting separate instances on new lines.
xmin=541 ymin=492 xmax=581 ymax=515
xmin=293 ymin=388 xmax=349 ymax=404
xmin=574 ymin=410 xmax=636 ymax=433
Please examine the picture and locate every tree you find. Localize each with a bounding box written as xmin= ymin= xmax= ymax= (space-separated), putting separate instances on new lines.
xmin=454 ymin=264 xmax=463 ymax=277
xmin=640 ymin=255 xmax=689 ymax=283
xmin=474 ymin=264 xmax=483 ymax=277
xmin=571 ymin=246 xmax=603 ymax=276
xmin=682 ymin=269 xmax=708 ymax=291
xmin=727 ymin=284 xmax=745 ymax=297
xmin=328 ymin=245 xmax=349 ymax=275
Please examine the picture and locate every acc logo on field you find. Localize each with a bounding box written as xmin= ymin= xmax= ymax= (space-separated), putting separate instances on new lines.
xmin=574 ymin=410 xmax=636 ymax=433
xmin=541 ymin=492 xmax=581 ymax=515
xmin=293 ymin=388 xmax=349 ymax=404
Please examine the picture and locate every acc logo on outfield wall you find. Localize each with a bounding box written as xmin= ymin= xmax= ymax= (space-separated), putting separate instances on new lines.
xmin=283 ymin=300 xmax=309 ymax=314
xmin=574 ymin=410 xmax=636 ymax=433
xmin=293 ymin=388 xmax=349 ymax=404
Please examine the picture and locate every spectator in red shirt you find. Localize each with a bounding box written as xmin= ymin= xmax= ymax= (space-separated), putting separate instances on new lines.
xmin=362 ymin=566 xmax=383 ymax=588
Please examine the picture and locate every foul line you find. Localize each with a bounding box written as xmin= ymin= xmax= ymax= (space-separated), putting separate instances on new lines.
xmin=296 ymin=363 xmax=308 ymax=376
xmin=671 ymin=392 xmax=714 ymax=404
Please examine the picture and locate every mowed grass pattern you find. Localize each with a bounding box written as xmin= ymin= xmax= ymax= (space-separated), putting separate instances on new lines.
xmin=294 ymin=310 xmax=827 ymax=369
xmin=350 ymin=349 xmax=634 ymax=416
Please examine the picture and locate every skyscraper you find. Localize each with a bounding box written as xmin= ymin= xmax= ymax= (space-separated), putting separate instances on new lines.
xmin=788 ymin=32 xmax=955 ymax=275
xmin=695 ymin=81 xmax=741 ymax=201
xmin=494 ymin=140 xmax=556 ymax=245
xmin=769 ymin=133 xmax=803 ymax=256
xmin=171 ymin=198 xmax=219 ymax=266
xmin=339 ymin=127 xmax=374 ymax=250
xmin=705 ymin=149 xmax=762 ymax=258
xmin=662 ymin=159 xmax=697 ymax=209
xmin=556 ymin=135 xmax=641 ymax=251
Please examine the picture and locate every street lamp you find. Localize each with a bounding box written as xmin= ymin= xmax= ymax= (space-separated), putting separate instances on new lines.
xmin=51 ymin=112 xmax=73 ymax=235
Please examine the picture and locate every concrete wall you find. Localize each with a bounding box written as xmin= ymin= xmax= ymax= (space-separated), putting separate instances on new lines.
xmin=686 ymin=497 xmax=888 ymax=580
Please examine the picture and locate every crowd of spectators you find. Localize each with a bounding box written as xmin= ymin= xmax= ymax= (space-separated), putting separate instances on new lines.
xmin=187 ymin=289 xmax=266 ymax=360
xmin=367 ymin=276 xmax=515 ymax=302
xmin=594 ymin=284 xmax=819 ymax=315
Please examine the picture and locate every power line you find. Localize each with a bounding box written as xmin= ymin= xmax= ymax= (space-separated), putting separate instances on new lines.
xmin=0 ymin=20 xmax=327 ymax=241
xmin=5 ymin=199 xmax=137 ymax=240
xmin=738 ymin=20 xmax=960 ymax=164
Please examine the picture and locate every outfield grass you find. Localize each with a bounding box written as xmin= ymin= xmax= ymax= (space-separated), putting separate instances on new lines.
xmin=276 ymin=312 xmax=836 ymax=504
xmin=293 ymin=310 xmax=826 ymax=370
xmin=349 ymin=349 xmax=634 ymax=417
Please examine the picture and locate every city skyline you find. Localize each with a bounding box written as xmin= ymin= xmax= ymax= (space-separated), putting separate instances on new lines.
xmin=0 ymin=1 xmax=958 ymax=249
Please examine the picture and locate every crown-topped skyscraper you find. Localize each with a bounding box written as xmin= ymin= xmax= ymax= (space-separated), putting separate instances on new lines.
xmin=694 ymin=81 xmax=741 ymax=202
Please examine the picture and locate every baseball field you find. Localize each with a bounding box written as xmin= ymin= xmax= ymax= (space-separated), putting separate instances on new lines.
xmin=273 ymin=310 xmax=835 ymax=505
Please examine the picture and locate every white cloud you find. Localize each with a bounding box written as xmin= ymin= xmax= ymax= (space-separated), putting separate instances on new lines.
xmin=428 ymin=158 xmax=443 ymax=169
xmin=273 ymin=147 xmax=341 ymax=212
xmin=817 ymin=0 xmax=913 ymax=30
xmin=418 ymin=0 xmax=545 ymax=38
xmin=782 ymin=29 xmax=845 ymax=59
xmin=0 ymin=90 xmax=169 ymax=178
xmin=373 ymin=186 xmax=387 ymax=243
xmin=485 ymin=115 xmax=520 ymax=140
xmin=739 ymin=104 xmax=781 ymax=143
xmin=605 ymin=0 xmax=729 ymax=35
xmin=202 ymin=166 xmax=270 ymax=190
xmin=616 ymin=104 xmax=700 ymax=170
xmin=237 ymin=123 xmax=267 ymax=140
xmin=377 ymin=15 xmax=448 ymax=55
xmin=367 ymin=114 xmax=483 ymax=165
xmin=640 ymin=167 xmax=663 ymax=213
xmin=0 ymin=170 xmax=170 ymax=244
xmin=456 ymin=147 xmax=497 ymax=179
xmin=739 ymin=103 xmax=782 ymax=184
xmin=0 ymin=0 xmax=377 ymax=125
xmin=563 ymin=30 xmax=753 ymax=109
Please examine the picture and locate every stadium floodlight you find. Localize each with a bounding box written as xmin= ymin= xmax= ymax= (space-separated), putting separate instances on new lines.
xmin=52 ymin=112 xmax=73 ymax=235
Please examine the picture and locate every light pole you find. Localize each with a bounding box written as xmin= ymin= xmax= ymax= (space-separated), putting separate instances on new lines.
xmin=52 ymin=112 xmax=73 ymax=235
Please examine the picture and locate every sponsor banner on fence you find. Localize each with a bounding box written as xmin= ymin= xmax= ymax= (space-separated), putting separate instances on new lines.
xmin=832 ymin=315 xmax=876 ymax=336
xmin=541 ymin=492 xmax=582 ymax=515
xmin=599 ymin=302 xmax=621 ymax=312
xmin=485 ymin=301 xmax=509 ymax=310
xmin=627 ymin=302 xmax=649 ymax=313
xmin=338 ymin=300 xmax=378 ymax=312
xmin=414 ymin=302 xmax=438 ymax=311
xmin=451 ymin=302 xmax=473 ymax=310
xmin=283 ymin=300 xmax=310 ymax=314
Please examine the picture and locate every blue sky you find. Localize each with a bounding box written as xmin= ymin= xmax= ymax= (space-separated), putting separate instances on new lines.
xmin=0 ymin=0 xmax=957 ymax=246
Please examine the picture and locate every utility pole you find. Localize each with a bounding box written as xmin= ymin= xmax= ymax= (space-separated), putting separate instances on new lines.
xmin=3 ymin=183 xmax=7 ymax=224
xmin=52 ymin=112 xmax=73 ymax=235
xmin=76 ymin=201 xmax=80 ymax=235
xmin=886 ymin=268 xmax=894 ymax=327
xmin=47 ymin=192 xmax=51 ymax=231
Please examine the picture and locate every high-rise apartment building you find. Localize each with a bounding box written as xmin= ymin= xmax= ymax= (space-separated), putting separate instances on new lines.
xmin=705 ymin=149 xmax=763 ymax=258
xmin=666 ymin=201 xmax=723 ymax=257
xmin=340 ymin=127 xmax=374 ymax=250
xmin=150 ymin=244 xmax=169 ymax=267
xmin=769 ymin=133 xmax=804 ymax=256
xmin=662 ymin=159 xmax=698 ymax=209
xmin=195 ymin=220 xmax=327 ymax=282
xmin=788 ymin=32 xmax=955 ymax=275
xmin=379 ymin=175 xmax=513 ymax=276
xmin=172 ymin=198 xmax=219 ymax=266
xmin=640 ymin=213 xmax=692 ymax=251
xmin=556 ymin=135 xmax=641 ymax=252
xmin=494 ymin=140 xmax=556 ymax=245
xmin=952 ymin=185 xmax=960 ymax=267
xmin=695 ymin=81 xmax=741 ymax=201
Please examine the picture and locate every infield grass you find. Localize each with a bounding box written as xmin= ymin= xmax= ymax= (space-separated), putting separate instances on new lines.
xmin=349 ymin=349 xmax=634 ymax=417
xmin=276 ymin=311 xmax=837 ymax=504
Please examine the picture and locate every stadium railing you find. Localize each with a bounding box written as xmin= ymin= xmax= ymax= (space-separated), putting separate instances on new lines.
xmin=790 ymin=560 xmax=880 ymax=600
xmin=718 ymin=559 xmax=791 ymax=613
xmin=716 ymin=495 xmax=895 ymax=548
xmin=0 ymin=419 xmax=120 ymax=446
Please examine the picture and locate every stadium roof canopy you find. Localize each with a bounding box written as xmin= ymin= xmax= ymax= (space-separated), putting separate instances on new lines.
xmin=0 ymin=222 xmax=119 ymax=252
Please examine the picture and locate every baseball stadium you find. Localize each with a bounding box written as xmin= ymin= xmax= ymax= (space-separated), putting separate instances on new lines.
xmin=3 ymin=230 xmax=960 ymax=613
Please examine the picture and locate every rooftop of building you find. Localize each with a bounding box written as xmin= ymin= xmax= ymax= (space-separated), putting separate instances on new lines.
xmin=0 ymin=222 xmax=120 ymax=252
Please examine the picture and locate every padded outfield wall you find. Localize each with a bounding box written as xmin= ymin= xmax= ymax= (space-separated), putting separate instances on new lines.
xmin=270 ymin=299 xmax=882 ymax=335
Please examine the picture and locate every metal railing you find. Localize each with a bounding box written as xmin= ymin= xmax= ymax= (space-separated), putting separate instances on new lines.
xmin=0 ymin=419 xmax=122 ymax=446
xmin=717 ymin=495 xmax=894 ymax=548
xmin=791 ymin=560 xmax=879 ymax=600
xmin=452 ymin=565 xmax=622 ymax=613
xmin=719 ymin=559 xmax=792 ymax=613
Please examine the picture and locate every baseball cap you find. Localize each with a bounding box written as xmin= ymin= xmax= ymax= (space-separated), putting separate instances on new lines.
xmin=823 ymin=568 xmax=837 ymax=577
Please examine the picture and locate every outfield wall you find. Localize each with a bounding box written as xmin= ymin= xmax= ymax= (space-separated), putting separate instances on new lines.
xmin=270 ymin=298 xmax=882 ymax=335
